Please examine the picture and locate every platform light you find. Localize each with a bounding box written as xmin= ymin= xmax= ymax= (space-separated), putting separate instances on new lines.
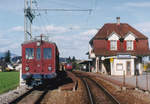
xmin=37 ymin=41 xmax=41 ymax=46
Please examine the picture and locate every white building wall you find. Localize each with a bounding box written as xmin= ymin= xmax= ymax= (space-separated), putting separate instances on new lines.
xmin=111 ymin=58 xmax=135 ymax=76
xmin=89 ymin=44 xmax=95 ymax=58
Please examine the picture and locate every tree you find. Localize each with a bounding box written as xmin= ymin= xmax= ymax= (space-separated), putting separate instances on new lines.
xmin=67 ymin=56 xmax=71 ymax=63
xmin=5 ymin=50 xmax=11 ymax=63
xmin=72 ymin=56 xmax=76 ymax=62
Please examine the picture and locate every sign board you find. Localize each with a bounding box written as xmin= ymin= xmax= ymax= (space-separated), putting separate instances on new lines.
xmin=144 ymin=64 xmax=148 ymax=71
xmin=110 ymin=58 xmax=113 ymax=63
xmin=117 ymin=54 xmax=131 ymax=59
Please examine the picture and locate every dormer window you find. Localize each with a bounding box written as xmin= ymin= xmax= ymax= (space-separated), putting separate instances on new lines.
xmin=126 ymin=40 xmax=133 ymax=50
xmin=110 ymin=40 xmax=117 ymax=50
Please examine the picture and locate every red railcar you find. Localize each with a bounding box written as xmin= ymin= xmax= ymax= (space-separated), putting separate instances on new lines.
xmin=64 ymin=63 xmax=73 ymax=71
xmin=22 ymin=39 xmax=59 ymax=86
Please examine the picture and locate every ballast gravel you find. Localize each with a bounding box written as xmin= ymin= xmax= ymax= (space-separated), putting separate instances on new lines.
xmin=0 ymin=85 xmax=31 ymax=104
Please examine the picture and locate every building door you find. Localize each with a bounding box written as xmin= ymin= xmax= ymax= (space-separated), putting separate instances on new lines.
xmin=126 ymin=61 xmax=131 ymax=75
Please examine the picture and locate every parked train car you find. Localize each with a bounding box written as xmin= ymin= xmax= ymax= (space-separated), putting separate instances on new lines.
xmin=22 ymin=38 xmax=59 ymax=86
xmin=64 ymin=63 xmax=73 ymax=71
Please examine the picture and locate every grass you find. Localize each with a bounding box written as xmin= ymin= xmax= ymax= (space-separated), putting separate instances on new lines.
xmin=0 ymin=72 xmax=19 ymax=94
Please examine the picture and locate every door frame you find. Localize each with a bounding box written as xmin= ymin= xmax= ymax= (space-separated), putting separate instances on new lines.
xmin=126 ymin=61 xmax=131 ymax=75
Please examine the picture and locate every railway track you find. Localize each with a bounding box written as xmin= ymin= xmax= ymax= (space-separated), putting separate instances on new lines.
xmin=75 ymin=73 xmax=120 ymax=104
xmin=9 ymin=86 xmax=48 ymax=104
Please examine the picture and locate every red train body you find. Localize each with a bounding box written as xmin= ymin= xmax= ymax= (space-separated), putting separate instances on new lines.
xmin=64 ymin=63 xmax=73 ymax=71
xmin=22 ymin=39 xmax=59 ymax=86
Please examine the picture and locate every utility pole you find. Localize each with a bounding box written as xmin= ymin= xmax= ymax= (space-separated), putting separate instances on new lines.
xmin=24 ymin=0 xmax=92 ymax=41
xmin=24 ymin=0 xmax=34 ymax=41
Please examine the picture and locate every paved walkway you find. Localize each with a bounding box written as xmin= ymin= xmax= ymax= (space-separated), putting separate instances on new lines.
xmin=110 ymin=72 xmax=150 ymax=91
xmin=88 ymin=72 xmax=150 ymax=91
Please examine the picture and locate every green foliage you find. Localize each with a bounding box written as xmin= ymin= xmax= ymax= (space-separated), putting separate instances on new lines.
xmin=72 ymin=56 xmax=76 ymax=62
xmin=67 ymin=56 xmax=71 ymax=63
xmin=5 ymin=50 xmax=11 ymax=63
xmin=0 ymin=72 xmax=19 ymax=94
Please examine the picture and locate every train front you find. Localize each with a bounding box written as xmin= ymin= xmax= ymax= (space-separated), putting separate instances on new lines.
xmin=21 ymin=40 xmax=59 ymax=86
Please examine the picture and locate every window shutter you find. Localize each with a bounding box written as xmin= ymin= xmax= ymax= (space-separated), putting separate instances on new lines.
xmin=123 ymin=40 xmax=126 ymax=51
xmin=117 ymin=40 xmax=120 ymax=51
xmin=134 ymin=40 xmax=136 ymax=50
xmin=107 ymin=40 xmax=110 ymax=50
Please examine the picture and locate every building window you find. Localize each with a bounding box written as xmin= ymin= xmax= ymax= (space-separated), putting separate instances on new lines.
xmin=25 ymin=48 xmax=34 ymax=59
xmin=43 ymin=48 xmax=52 ymax=59
xmin=116 ymin=64 xmax=123 ymax=71
xmin=110 ymin=40 xmax=117 ymax=50
xmin=127 ymin=40 xmax=133 ymax=50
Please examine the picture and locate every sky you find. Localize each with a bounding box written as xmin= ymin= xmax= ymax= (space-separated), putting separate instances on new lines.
xmin=0 ymin=0 xmax=150 ymax=59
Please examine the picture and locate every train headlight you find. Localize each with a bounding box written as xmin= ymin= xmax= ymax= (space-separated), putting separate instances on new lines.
xmin=48 ymin=67 xmax=52 ymax=71
xmin=25 ymin=67 xmax=29 ymax=71
xmin=37 ymin=41 xmax=41 ymax=46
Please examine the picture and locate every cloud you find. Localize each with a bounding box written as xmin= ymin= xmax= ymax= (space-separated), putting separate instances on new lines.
xmin=82 ymin=29 xmax=98 ymax=36
xmin=11 ymin=26 xmax=24 ymax=32
xmin=5 ymin=25 xmax=97 ymax=59
xmin=45 ymin=25 xmax=69 ymax=33
xmin=125 ymin=2 xmax=150 ymax=7
xmin=134 ymin=22 xmax=150 ymax=34
xmin=9 ymin=25 xmax=70 ymax=34
xmin=32 ymin=25 xmax=69 ymax=34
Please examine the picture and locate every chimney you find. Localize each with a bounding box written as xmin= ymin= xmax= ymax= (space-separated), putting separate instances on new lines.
xmin=116 ymin=17 xmax=120 ymax=25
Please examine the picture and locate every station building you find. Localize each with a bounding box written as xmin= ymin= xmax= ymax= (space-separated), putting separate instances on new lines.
xmin=89 ymin=17 xmax=150 ymax=76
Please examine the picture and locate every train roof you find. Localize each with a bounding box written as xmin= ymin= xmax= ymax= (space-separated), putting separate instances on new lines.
xmin=22 ymin=39 xmax=56 ymax=45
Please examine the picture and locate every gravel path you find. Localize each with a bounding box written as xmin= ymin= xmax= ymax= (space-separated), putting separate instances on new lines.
xmin=0 ymin=85 xmax=31 ymax=104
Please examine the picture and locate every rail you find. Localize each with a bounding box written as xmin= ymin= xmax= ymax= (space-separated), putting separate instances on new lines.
xmin=87 ymin=77 xmax=120 ymax=104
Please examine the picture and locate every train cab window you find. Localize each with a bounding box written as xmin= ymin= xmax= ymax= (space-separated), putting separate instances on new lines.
xmin=43 ymin=48 xmax=52 ymax=59
xmin=25 ymin=48 xmax=34 ymax=59
xmin=36 ymin=48 xmax=41 ymax=60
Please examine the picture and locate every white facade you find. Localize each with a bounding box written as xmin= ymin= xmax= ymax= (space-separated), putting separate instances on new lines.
xmin=111 ymin=58 xmax=135 ymax=76
xmin=89 ymin=44 xmax=95 ymax=58
xmin=108 ymin=32 xmax=120 ymax=40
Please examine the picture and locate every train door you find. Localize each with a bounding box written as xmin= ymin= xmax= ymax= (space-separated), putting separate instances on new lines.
xmin=42 ymin=46 xmax=54 ymax=74
xmin=24 ymin=47 xmax=35 ymax=74
xmin=35 ymin=48 xmax=43 ymax=73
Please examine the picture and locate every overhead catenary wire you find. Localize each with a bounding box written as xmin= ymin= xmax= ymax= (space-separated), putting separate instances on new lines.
xmin=26 ymin=0 xmax=95 ymax=40
xmin=33 ymin=0 xmax=49 ymax=36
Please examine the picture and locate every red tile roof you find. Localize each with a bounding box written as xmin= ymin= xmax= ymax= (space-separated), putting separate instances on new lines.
xmin=90 ymin=23 xmax=150 ymax=56
xmin=90 ymin=23 xmax=147 ymax=43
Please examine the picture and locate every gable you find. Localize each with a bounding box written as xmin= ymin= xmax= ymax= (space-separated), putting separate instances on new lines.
xmin=124 ymin=32 xmax=136 ymax=40
xmin=108 ymin=32 xmax=120 ymax=40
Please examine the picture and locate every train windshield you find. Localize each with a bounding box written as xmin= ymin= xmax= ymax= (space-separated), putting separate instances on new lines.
xmin=25 ymin=48 xmax=34 ymax=59
xmin=43 ymin=48 xmax=52 ymax=59
xmin=36 ymin=48 xmax=41 ymax=60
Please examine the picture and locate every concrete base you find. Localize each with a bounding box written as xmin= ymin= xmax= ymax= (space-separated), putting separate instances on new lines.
xmin=145 ymin=91 xmax=149 ymax=94
xmin=122 ymin=87 xmax=126 ymax=90
xmin=20 ymin=80 xmax=26 ymax=86
xmin=135 ymin=87 xmax=139 ymax=91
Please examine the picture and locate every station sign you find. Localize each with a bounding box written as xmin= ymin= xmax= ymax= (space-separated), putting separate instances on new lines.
xmin=117 ymin=54 xmax=131 ymax=59
xmin=110 ymin=58 xmax=114 ymax=63
xmin=144 ymin=64 xmax=148 ymax=71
